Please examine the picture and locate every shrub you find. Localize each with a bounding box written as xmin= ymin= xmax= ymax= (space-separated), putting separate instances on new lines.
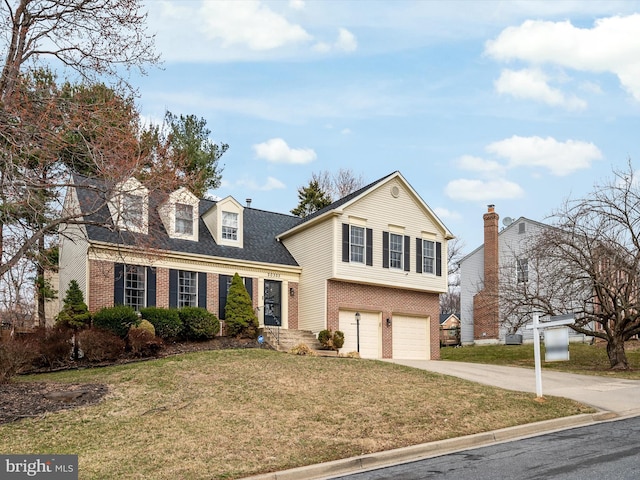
xmin=131 ymin=319 xmax=155 ymax=336
xmin=31 ymin=327 xmax=73 ymax=369
xmin=127 ymin=328 xmax=163 ymax=357
xmin=140 ymin=307 xmax=182 ymax=339
xmin=0 ymin=337 xmax=39 ymax=382
xmin=318 ymin=330 xmax=332 ymax=348
xmin=78 ymin=328 xmax=125 ymax=362
xmin=93 ymin=305 xmax=140 ymax=338
xmin=288 ymin=343 xmax=316 ymax=356
xmin=178 ymin=307 xmax=219 ymax=341
xmin=224 ymin=273 xmax=258 ymax=338
xmin=318 ymin=329 xmax=345 ymax=351
xmin=345 ymin=351 xmax=361 ymax=359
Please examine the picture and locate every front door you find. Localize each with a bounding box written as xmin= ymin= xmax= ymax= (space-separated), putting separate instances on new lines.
xmin=264 ymin=280 xmax=282 ymax=326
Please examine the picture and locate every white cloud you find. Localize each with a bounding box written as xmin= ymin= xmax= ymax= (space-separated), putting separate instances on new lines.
xmin=485 ymin=14 xmax=640 ymax=101
xmin=237 ymin=176 xmax=286 ymax=191
xmin=289 ymin=0 xmax=305 ymax=10
xmin=201 ymin=0 xmax=312 ymax=51
xmin=445 ymin=178 xmax=525 ymax=202
xmin=486 ymin=136 xmax=602 ymax=176
xmin=433 ymin=207 xmax=462 ymax=221
xmin=336 ymin=28 xmax=358 ymax=52
xmin=313 ymin=28 xmax=357 ymax=53
xmin=494 ymin=68 xmax=587 ymax=110
xmin=341 ymin=128 xmax=352 ymax=135
xmin=456 ymin=155 xmax=506 ymax=176
xmin=253 ymin=138 xmax=317 ymax=164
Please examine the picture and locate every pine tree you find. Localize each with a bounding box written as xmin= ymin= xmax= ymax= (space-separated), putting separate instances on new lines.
xmin=290 ymin=180 xmax=332 ymax=218
xmin=56 ymin=280 xmax=92 ymax=359
xmin=224 ymin=273 xmax=258 ymax=338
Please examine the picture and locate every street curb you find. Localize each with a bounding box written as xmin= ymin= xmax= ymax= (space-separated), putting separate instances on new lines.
xmin=241 ymin=412 xmax=622 ymax=480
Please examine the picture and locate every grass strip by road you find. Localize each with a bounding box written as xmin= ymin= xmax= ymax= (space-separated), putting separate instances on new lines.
xmin=1 ymin=349 xmax=593 ymax=479
xmin=440 ymin=342 xmax=640 ymax=379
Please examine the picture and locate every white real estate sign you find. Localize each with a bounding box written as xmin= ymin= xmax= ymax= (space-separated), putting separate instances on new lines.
xmin=545 ymin=327 xmax=570 ymax=362
xmin=526 ymin=313 xmax=575 ymax=397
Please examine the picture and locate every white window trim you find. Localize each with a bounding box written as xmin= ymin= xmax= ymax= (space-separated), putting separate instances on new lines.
xmin=350 ymin=225 xmax=365 ymax=264
xmin=389 ymin=232 xmax=404 ymax=270
xmin=422 ymin=239 xmax=436 ymax=275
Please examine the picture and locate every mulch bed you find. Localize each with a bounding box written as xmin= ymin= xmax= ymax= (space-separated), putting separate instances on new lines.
xmin=1 ymin=337 xmax=261 ymax=425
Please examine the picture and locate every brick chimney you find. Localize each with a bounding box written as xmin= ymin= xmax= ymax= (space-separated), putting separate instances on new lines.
xmin=473 ymin=204 xmax=500 ymax=341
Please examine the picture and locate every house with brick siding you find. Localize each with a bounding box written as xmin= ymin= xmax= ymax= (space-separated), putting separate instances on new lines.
xmin=58 ymin=171 xmax=453 ymax=360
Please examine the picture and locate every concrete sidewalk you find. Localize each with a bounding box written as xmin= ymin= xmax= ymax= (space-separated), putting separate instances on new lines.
xmin=244 ymin=361 xmax=640 ymax=480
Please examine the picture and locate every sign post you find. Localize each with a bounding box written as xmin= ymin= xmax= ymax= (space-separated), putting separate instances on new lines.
xmin=525 ymin=313 xmax=574 ymax=398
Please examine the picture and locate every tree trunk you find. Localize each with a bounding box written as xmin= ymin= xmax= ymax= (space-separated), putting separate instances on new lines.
xmin=37 ymin=235 xmax=46 ymax=328
xmin=606 ymin=335 xmax=628 ymax=370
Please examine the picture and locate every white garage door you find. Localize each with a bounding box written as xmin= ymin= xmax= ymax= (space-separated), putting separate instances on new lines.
xmin=339 ymin=310 xmax=381 ymax=359
xmin=392 ymin=315 xmax=430 ymax=360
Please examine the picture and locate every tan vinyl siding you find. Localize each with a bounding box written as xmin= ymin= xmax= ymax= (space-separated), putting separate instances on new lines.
xmin=281 ymin=219 xmax=334 ymax=333
xmin=336 ymin=177 xmax=448 ymax=293
xmin=58 ymin=188 xmax=89 ymax=311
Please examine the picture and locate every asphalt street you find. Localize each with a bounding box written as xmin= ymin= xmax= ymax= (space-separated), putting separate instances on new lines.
xmin=328 ymin=415 xmax=640 ymax=480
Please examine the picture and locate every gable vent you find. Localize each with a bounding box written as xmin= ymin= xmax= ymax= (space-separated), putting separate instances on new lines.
xmin=390 ymin=186 xmax=400 ymax=198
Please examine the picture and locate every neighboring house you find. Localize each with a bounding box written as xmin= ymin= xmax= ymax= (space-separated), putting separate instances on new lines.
xmin=439 ymin=313 xmax=460 ymax=346
xmin=459 ymin=205 xmax=589 ymax=345
xmin=58 ymin=171 xmax=453 ymax=360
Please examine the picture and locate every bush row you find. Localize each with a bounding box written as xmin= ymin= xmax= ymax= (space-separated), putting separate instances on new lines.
xmin=91 ymin=305 xmax=220 ymax=341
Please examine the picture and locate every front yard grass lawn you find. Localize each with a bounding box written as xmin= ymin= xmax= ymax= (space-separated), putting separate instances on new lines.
xmin=1 ymin=349 xmax=592 ymax=480
xmin=440 ymin=341 xmax=640 ymax=379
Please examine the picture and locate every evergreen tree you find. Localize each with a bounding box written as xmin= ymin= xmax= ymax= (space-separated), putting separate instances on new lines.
xmin=56 ymin=280 xmax=92 ymax=359
xmin=224 ymin=273 xmax=258 ymax=338
xmin=290 ymin=180 xmax=332 ymax=218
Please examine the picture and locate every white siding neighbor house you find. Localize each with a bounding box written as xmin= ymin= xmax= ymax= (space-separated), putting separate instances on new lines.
xmin=459 ymin=206 xmax=590 ymax=345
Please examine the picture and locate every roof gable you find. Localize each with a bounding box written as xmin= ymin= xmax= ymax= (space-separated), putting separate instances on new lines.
xmin=278 ymin=171 xmax=453 ymax=240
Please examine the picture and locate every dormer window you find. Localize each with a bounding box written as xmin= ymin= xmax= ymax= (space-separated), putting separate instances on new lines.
xmin=222 ymin=211 xmax=238 ymax=241
xmin=122 ymin=193 xmax=144 ymax=229
xmin=108 ymin=178 xmax=149 ymax=234
xmin=175 ymin=203 xmax=194 ymax=235
xmin=158 ymin=187 xmax=199 ymax=241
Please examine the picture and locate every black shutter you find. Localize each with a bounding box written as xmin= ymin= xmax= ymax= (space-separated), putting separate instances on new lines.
xmin=366 ymin=228 xmax=373 ymax=266
xmin=382 ymin=232 xmax=389 ymax=268
xmin=436 ymin=242 xmax=442 ymax=277
xmin=114 ymin=263 xmax=124 ymax=305
xmin=146 ymin=267 xmax=156 ymax=307
xmin=245 ymin=277 xmax=253 ymax=303
xmin=342 ymin=223 xmax=350 ymax=262
xmin=416 ymin=238 xmax=423 ymax=274
xmin=169 ymin=269 xmax=178 ymax=308
xmin=219 ymin=274 xmax=230 ymax=319
xmin=404 ymin=235 xmax=410 ymax=272
xmin=198 ymin=272 xmax=207 ymax=309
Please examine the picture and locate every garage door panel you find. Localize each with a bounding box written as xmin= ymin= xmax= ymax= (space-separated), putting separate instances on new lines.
xmin=339 ymin=310 xmax=380 ymax=359
xmin=393 ymin=316 xmax=429 ymax=360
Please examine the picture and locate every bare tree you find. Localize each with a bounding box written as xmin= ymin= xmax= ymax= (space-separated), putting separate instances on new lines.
xmin=501 ymin=162 xmax=640 ymax=369
xmin=0 ymin=0 xmax=158 ymax=102
xmin=310 ymin=168 xmax=365 ymax=202
xmin=440 ymin=237 xmax=464 ymax=314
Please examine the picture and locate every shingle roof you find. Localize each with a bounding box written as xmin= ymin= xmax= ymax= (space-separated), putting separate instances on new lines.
xmin=295 ymin=171 xmax=397 ymax=225
xmin=74 ymin=175 xmax=302 ymax=267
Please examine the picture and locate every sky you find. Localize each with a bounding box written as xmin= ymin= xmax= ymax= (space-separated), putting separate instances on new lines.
xmin=131 ymin=0 xmax=640 ymax=254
